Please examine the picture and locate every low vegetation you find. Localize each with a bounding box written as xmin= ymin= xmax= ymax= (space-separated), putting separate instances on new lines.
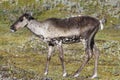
xmin=0 ymin=0 xmax=120 ymax=80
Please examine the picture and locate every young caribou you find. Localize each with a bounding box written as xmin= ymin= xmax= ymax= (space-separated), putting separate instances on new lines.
xmin=10 ymin=13 xmax=103 ymax=79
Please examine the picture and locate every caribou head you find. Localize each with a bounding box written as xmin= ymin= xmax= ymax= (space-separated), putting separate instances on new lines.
xmin=10 ymin=13 xmax=34 ymax=32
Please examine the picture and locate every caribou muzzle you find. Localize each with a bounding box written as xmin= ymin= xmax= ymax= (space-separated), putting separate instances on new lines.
xmin=10 ymin=25 xmax=16 ymax=32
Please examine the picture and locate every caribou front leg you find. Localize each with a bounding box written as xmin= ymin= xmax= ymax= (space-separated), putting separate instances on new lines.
xmin=44 ymin=46 xmax=54 ymax=75
xmin=57 ymin=41 xmax=67 ymax=77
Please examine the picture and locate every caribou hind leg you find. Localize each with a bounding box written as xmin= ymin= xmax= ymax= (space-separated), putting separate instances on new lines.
xmin=44 ymin=46 xmax=54 ymax=75
xmin=73 ymin=27 xmax=97 ymax=78
xmin=57 ymin=41 xmax=67 ymax=77
xmin=74 ymin=38 xmax=93 ymax=77
xmin=73 ymin=27 xmax=99 ymax=78
xmin=91 ymin=43 xmax=99 ymax=79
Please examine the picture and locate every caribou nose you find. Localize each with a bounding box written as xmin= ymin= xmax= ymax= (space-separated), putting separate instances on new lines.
xmin=10 ymin=26 xmax=16 ymax=32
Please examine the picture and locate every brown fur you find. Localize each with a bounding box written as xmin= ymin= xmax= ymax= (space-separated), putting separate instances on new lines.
xmin=10 ymin=13 xmax=101 ymax=78
xmin=45 ymin=16 xmax=99 ymax=29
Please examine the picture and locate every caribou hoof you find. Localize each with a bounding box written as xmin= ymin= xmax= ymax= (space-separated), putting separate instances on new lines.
xmin=73 ymin=73 xmax=79 ymax=78
xmin=44 ymin=71 xmax=48 ymax=76
xmin=63 ymin=72 xmax=67 ymax=77
xmin=91 ymin=73 xmax=97 ymax=79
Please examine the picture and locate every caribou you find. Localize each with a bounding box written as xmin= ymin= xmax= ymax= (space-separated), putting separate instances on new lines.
xmin=10 ymin=13 xmax=103 ymax=79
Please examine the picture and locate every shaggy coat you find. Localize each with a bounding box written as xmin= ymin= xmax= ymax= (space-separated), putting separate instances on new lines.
xmin=10 ymin=13 xmax=103 ymax=78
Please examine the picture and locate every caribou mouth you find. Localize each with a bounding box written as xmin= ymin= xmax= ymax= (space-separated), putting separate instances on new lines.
xmin=10 ymin=29 xmax=16 ymax=32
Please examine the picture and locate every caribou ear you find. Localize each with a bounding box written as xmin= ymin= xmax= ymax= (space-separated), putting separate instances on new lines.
xmin=29 ymin=12 xmax=33 ymax=16
xmin=25 ymin=12 xmax=34 ymax=21
xmin=28 ymin=16 xmax=34 ymax=21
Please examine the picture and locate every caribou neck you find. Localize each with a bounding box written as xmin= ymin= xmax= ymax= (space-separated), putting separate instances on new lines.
xmin=27 ymin=20 xmax=45 ymax=40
